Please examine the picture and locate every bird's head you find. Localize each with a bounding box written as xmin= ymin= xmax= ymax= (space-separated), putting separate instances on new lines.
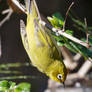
xmin=46 ymin=60 xmax=67 ymax=84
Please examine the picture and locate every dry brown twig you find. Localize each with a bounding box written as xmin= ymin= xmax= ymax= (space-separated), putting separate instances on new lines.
xmin=63 ymin=2 xmax=74 ymax=31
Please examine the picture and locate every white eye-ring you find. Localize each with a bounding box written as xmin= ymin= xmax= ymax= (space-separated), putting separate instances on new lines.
xmin=57 ymin=74 xmax=63 ymax=80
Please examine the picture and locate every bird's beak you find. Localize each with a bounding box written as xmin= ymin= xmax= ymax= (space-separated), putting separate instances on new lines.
xmin=62 ymin=82 xmax=65 ymax=88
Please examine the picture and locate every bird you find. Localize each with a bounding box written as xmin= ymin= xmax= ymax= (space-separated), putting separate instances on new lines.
xmin=9 ymin=0 xmax=68 ymax=84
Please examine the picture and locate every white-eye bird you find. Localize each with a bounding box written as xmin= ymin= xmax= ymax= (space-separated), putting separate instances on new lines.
xmin=19 ymin=0 xmax=67 ymax=83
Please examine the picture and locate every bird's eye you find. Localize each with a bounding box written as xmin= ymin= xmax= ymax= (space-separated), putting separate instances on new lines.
xmin=57 ymin=74 xmax=63 ymax=80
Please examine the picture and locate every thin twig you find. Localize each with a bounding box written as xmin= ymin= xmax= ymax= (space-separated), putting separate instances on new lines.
xmin=84 ymin=18 xmax=90 ymax=47
xmin=2 ymin=9 xmax=10 ymax=14
xmin=0 ymin=8 xmax=13 ymax=27
xmin=63 ymin=2 xmax=74 ymax=31
xmin=40 ymin=20 xmax=90 ymax=48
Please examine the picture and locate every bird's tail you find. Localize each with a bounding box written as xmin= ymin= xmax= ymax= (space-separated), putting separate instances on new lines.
xmin=24 ymin=0 xmax=31 ymax=14
xmin=25 ymin=0 xmax=41 ymax=20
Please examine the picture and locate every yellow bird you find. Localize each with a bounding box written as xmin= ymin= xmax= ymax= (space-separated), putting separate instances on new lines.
xmin=20 ymin=0 xmax=67 ymax=83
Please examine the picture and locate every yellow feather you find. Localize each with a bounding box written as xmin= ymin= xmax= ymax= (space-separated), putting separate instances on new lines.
xmin=20 ymin=0 xmax=67 ymax=83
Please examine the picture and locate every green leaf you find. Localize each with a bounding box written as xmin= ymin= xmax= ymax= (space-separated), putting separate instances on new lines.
xmin=0 ymin=81 xmax=10 ymax=92
xmin=69 ymin=42 xmax=92 ymax=60
xmin=48 ymin=12 xmax=92 ymax=61
xmin=52 ymin=12 xmax=64 ymax=22
xmin=0 ymin=81 xmax=31 ymax=92
xmin=15 ymin=83 xmax=31 ymax=92
xmin=47 ymin=12 xmax=64 ymax=29
xmin=9 ymin=81 xmax=16 ymax=89
xmin=65 ymin=41 xmax=78 ymax=53
xmin=71 ymin=18 xmax=85 ymax=29
xmin=65 ymin=30 xmax=73 ymax=35
xmin=0 ymin=80 xmax=10 ymax=89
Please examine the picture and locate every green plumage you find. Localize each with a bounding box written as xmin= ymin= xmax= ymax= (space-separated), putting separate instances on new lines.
xmin=20 ymin=0 xmax=67 ymax=83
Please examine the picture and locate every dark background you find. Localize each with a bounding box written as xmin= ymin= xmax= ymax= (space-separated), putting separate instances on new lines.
xmin=0 ymin=0 xmax=92 ymax=92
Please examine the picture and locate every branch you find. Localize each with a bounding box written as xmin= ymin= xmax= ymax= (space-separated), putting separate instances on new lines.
xmin=0 ymin=8 xmax=13 ymax=27
xmin=39 ymin=20 xmax=90 ymax=48
xmin=58 ymin=29 xmax=90 ymax=48
xmin=63 ymin=2 xmax=74 ymax=30
xmin=67 ymin=60 xmax=92 ymax=80
xmin=9 ymin=0 xmax=91 ymax=48
xmin=84 ymin=18 xmax=90 ymax=46
xmin=2 ymin=9 xmax=10 ymax=14
xmin=61 ymin=46 xmax=78 ymax=70
xmin=78 ymin=60 xmax=92 ymax=77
